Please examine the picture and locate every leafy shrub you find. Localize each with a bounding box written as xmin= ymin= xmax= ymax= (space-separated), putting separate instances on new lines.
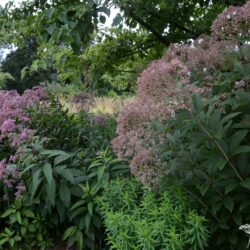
xmin=0 ymin=199 xmax=51 ymax=250
xmin=28 ymin=96 xmax=117 ymax=156
xmin=9 ymin=138 xmax=129 ymax=250
xmin=111 ymin=1 xmax=250 ymax=249
xmin=112 ymin=0 xmax=250 ymax=184
xmin=157 ymin=91 xmax=250 ymax=249
xmin=99 ymin=177 xmax=209 ymax=250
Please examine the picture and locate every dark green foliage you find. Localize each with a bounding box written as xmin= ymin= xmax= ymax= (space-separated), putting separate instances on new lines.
xmin=99 ymin=177 xmax=209 ymax=250
xmin=28 ymin=97 xmax=117 ymax=156
xmin=0 ymin=39 xmax=52 ymax=93
xmin=82 ymin=28 xmax=164 ymax=94
xmin=0 ymin=199 xmax=52 ymax=250
xmin=157 ymin=91 xmax=250 ymax=249
xmin=17 ymin=142 xmax=128 ymax=250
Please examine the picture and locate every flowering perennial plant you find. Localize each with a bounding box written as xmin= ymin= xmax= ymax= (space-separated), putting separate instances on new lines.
xmin=0 ymin=85 xmax=47 ymax=199
xmin=113 ymin=0 xmax=250 ymax=184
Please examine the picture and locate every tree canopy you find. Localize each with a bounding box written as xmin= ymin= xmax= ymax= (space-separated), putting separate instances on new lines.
xmin=0 ymin=0 xmax=247 ymax=89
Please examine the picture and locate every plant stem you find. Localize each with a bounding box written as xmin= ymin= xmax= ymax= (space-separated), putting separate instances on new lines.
xmin=196 ymin=119 xmax=243 ymax=182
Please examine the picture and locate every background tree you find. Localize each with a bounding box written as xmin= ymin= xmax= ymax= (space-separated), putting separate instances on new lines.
xmin=0 ymin=39 xmax=52 ymax=93
xmin=0 ymin=0 xmax=247 ymax=91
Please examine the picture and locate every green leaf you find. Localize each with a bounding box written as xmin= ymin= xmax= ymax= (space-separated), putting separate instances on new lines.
xmin=70 ymin=200 xmax=86 ymax=211
xmin=46 ymin=177 xmax=56 ymax=206
xmin=31 ymin=169 xmax=42 ymax=198
xmin=63 ymin=226 xmax=76 ymax=240
xmin=88 ymin=202 xmax=93 ymax=216
xmin=58 ymin=169 xmax=75 ymax=185
xmin=22 ymin=209 xmax=35 ymax=218
xmin=241 ymin=178 xmax=250 ymax=189
xmin=45 ymin=8 xmax=55 ymax=19
xmin=85 ymin=213 xmax=91 ymax=233
xmin=221 ymin=112 xmax=241 ymax=124
xmin=43 ymin=163 xmax=53 ymax=185
xmin=76 ymin=230 xmax=84 ymax=250
xmin=97 ymin=166 xmax=105 ymax=182
xmin=59 ymin=182 xmax=71 ymax=208
xmin=240 ymin=200 xmax=250 ymax=211
xmin=225 ymin=181 xmax=238 ymax=194
xmin=232 ymin=146 xmax=250 ymax=155
xmin=232 ymin=212 xmax=242 ymax=225
xmin=223 ymin=197 xmax=234 ymax=212
xmin=230 ymin=130 xmax=248 ymax=153
xmin=16 ymin=211 xmax=22 ymax=224
xmin=54 ymin=154 xmax=71 ymax=166
xmin=47 ymin=23 xmax=57 ymax=35
xmin=1 ymin=209 xmax=15 ymax=218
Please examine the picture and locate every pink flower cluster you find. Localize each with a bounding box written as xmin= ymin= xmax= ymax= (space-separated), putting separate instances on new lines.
xmin=112 ymin=59 xmax=201 ymax=183
xmin=0 ymin=85 xmax=47 ymax=147
xmin=211 ymin=1 xmax=250 ymax=41
xmin=0 ymin=85 xmax=47 ymax=199
xmin=112 ymin=1 xmax=250 ymax=184
xmin=0 ymin=160 xmax=26 ymax=199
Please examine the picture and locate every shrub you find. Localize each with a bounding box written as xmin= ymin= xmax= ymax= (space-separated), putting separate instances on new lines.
xmin=28 ymin=96 xmax=117 ymax=156
xmin=156 ymin=91 xmax=250 ymax=249
xmin=112 ymin=0 xmax=250 ymax=184
xmin=99 ymin=177 xmax=209 ymax=250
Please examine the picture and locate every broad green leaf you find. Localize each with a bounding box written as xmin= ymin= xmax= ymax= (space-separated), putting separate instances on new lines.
xmin=223 ymin=197 xmax=234 ymax=212
xmin=241 ymin=178 xmax=250 ymax=189
xmin=232 ymin=212 xmax=242 ymax=225
xmin=225 ymin=181 xmax=238 ymax=194
xmin=46 ymin=178 xmax=56 ymax=206
xmin=240 ymin=200 xmax=250 ymax=211
xmin=233 ymin=146 xmax=250 ymax=155
xmin=45 ymin=8 xmax=55 ymax=19
xmin=58 ymin=169 xmax=75 ymax=185
xmin=70 ymin=200 xmax=86 ymax=211
xmin=230 ymin=130 xmax=248 ymax=153
xmin=97 ymin=166 xmax=105 ymax=182
xmin=63 ymin=226 xmax=77 ymax=240
xmin=43 ymin=163 xmax=53 ymax=185
xmin=85 ymin=213 xmax=91 ymax=233
xmin=22 ymin=209 xmax=35 ymax=218
xmin=76 ymin=230 xmax=84 ymax=250
xmin=31 ymin=169 xmax=42 ymax=198
xmin=54 ymin=154 xmax=72 ymax=166
xmin=88 ymin=202 xmax=93 ymax=216
xmin=1 ymin=209 xmax=15 ymax=218
xmin=59 ymin=182 xmax=71 ymax=208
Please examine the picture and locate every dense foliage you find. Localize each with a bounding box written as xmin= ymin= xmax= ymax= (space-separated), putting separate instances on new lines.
xmin=0 ymin=0 xmax=249 ymax=249
xmin=0 ymin=39 xmax=52 ymax=93
xmin=0 ymin=0 xmax=245 ymax=90
xmin=113 ymin=1 xmax=250 ymax=249
xmin=99 ymin=177 xmax=209 ymax=249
